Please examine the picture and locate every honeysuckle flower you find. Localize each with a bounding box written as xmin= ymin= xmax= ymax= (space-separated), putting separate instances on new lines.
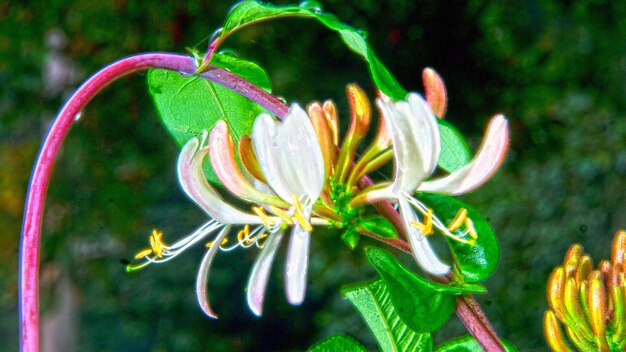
xmin=128 ymin=103 xmax=329 ymax=318
xmin=544 ymin=230 xmax=626 ymax=352
xmin=352 ymin=92 xmax=509 ymax=276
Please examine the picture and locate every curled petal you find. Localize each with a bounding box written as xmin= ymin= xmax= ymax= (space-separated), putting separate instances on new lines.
xmin=279 ymin=103 xmax=325 ymax=200
xmin=195 ymin=226 xmax=230 ymax=318
xmin=247 ymin=230 xmax=285 ymax=316
xmin=378 ymin=93 xmax=440 ymax=194
xmin=252 ymin=114 xmax=294 ymax=202
xmin=418 ymin=114 xmax=509 ymax=195
xmin=209 ymin=121 xmax=285 ymax=207
xmin=398 ymin=198 xmax=450 ymax=275
xmin=285 ymin=203 xmax=313 ymax=305
xmin=177 ymin=138 xmax=260 ymax=224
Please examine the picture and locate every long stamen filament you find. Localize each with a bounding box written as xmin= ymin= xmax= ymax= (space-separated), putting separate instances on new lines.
xmin=292 ymin=194 xmax=313 ymax=232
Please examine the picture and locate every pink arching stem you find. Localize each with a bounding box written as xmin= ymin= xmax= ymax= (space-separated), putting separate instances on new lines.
xmin=19 ymin=53 xmax=286 ymax=352
xmin=20 ymin=52 xmax=503 ymax=352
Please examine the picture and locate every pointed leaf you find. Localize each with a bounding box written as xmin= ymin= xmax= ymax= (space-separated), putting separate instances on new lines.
xmin=307 ymin=335 xmax=366 ymax=352
xmin=342 ymin=280 xmax=433 ymax=352
xmin=218 ymin=1 xmax=406 ymax=100
xmin=417 ymin=192 xmax=500 ymax=283
xmin=434 ymin=335 xmax=519 ymax=352
xmin=148 ymin=53 xmax=271 ymax=184
xmin=365 ymin=247 xmax=456 ymax=333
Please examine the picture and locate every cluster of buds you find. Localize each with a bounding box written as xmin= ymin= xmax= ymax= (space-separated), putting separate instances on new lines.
xmin=545 ymin=230 xmax=626 ymax=351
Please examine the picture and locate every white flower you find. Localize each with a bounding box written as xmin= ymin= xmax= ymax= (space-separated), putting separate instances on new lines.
xmin=360 ymin=93 xmax=509 ymax=276
xmin=129 ymin=104 xmax=327 ymax=318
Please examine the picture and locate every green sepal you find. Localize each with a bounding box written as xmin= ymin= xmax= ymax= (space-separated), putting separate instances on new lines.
xmin=341 ymin=229 xmax=360 ymax=249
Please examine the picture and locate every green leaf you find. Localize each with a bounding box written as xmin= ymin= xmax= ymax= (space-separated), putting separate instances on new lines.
xmin=147 ymin=53 xmax=271 ymax=184
xmin=357 ymin=216 xmax=398 ymax=239
xmin=417 ymin=193 xmax=500 ymax=283
xmin=434 ymin=335 xmax=519 ymax=352
xmin=218 ymin=1 xmax=407 ymax=100
xmin=365 ymin=247 xmax=456 ymax=333
xmin=342 ymin=280 xmax=433 ymax=352
xmin=307 ymin=335 xmax=366 ymax=352
xmin=437 ymin=119 xmax=472 ymax=172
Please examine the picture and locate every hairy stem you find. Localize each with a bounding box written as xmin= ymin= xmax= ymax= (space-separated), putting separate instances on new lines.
xmin=19 ymin=52 xmax=285 ymax=352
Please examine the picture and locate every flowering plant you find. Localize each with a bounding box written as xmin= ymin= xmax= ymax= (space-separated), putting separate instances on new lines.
xmin=17 ymin=1 xmax=621 ymax=351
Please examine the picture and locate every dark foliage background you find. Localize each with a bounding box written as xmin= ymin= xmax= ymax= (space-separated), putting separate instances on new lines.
xmin=1 ymin=0 xmax=625 ymax=351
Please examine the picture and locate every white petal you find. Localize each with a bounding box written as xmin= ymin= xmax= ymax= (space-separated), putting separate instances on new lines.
xmin=398 ymin=198 xmax=450 ymax=276
xmin=278 ymin=104 xmax=325 ymax=199
xmin=378 ymin=93 xmax=439 ymax=194
xmin=407 ymin=93 xmax=440 ymax=175
xmin=246 ymin=230 xmax=285 ymax=316
xmin=418 ymin=115 xmax=509 ymax=195
xmin=251 ymin=114 xmax=294 ymax=202
xmin=195 ymin=226 xmax=230 ymax=318
xmin=285 ymin=224 xmax=310 ymax=305
xmin=177 ymin=138 xmax=261 ymax=224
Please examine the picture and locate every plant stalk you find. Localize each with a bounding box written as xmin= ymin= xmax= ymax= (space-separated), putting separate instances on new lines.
xmin=19 ymin=52 xmax=285 ymax=352
xmin=20 ymin=51 xmax=503 ymax=352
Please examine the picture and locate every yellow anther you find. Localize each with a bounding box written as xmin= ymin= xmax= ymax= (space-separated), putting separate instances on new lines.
xmin=466 ymin=218 xmax=478 ymax=239
xmin=133 ymin=248 xmax=153 ymax=260
xmin=292 ymin=194 xmax=313 ymax=232
xmin=205 ymin=236 xmax=229 ymax=248
xmin=252 ymin=206 xmax=276 ymax=229
xmin=256 ymin=232 xmax=269 ymax=248
xmin=410 ymin=209 xmax=434 ymax=236
xmin=149 ymin=229 xmax=166 ymax=258
xmin=268 ymin=206 xmax=294 ymax=225
xmin=447 ymin=208 xmax=468 ymax=232
xmin=237 ymin=225 xmax=251 ymax=244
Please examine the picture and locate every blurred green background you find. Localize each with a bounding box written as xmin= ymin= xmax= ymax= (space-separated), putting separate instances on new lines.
xmin=1 ymin=0 xmax=625 ymax=351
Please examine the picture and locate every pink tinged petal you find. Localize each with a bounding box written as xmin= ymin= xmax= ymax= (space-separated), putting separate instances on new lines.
xmin=177 ymin=138 xmax=261 ymax=224
xmin=252 ymin=114 xmax=294 ymax=202
xmin=209 ymin=121 xmax=286 ymax=207
xmin=285 ymin=223 xmax=310 ymax=305
xmin=406 ymin=93 xmax=440 ymax=178
xmin=398 ymin=198 xmax=450 ymax=276
xmin=247 ymin=230 xmax=285 ymax=316
xmin=278 ymin=104 xmax=325 ymax=200
xmin=195 ymin=225 xmax=230 ymax=318
xmin=418 ymin=114 xmax=509 ymax=195
xmin=378 ymin=94 xmax=439 ymax=194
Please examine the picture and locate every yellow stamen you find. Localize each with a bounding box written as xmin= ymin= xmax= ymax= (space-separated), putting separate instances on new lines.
xmin=237 ymin=225 xmax=252 ymax=245
xmin=410 ymin=209 xmax=434 ymax=236
xmin=133 ymin=248 xmax=153 ymax=260
xmin=256 ymin=233 xmax=269 ymax=248
xmin=149 ymin=229 xmax=167 ymax=258
xmin=252 ymin=206 xmax=276 ymax=229
xmin=466 ymin=218 xmax=478 ymax=239
xmin=205 ymin=236 xmax=229 ymax=248
xmin=292 ymin=194 xmax=313 ymax=232
xmin=447 ymin=208 xmax=468 ymax=232
xmin=268 ymin=206 xmax=294 ymax=225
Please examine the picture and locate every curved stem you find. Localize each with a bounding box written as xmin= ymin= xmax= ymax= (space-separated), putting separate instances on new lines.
xmin=19 ymin=52 xmax=286 ymax=352
xmin=20 ymin=51 xmax=503 ymax=352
